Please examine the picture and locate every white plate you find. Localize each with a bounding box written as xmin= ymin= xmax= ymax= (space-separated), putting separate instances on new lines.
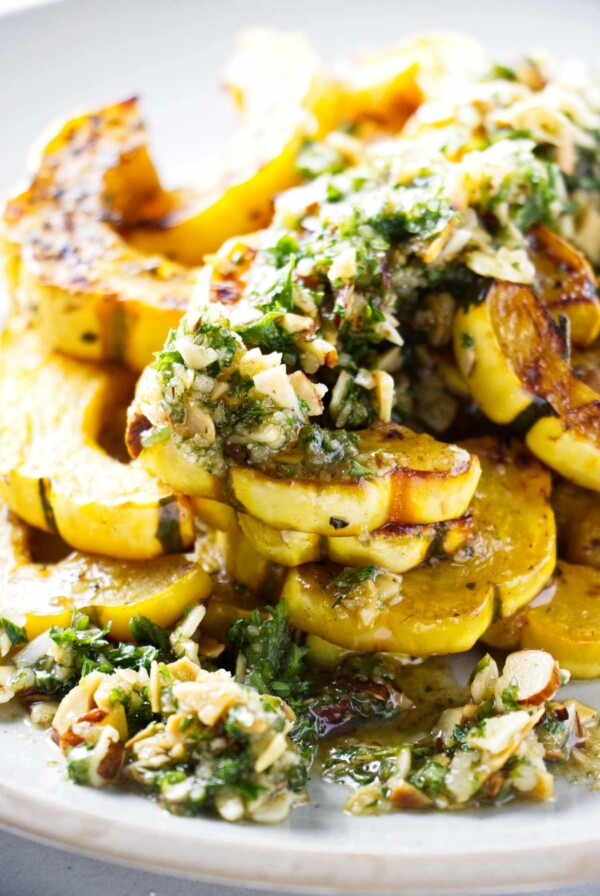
xmin=1 ymin=0 xmax=600 ymax=892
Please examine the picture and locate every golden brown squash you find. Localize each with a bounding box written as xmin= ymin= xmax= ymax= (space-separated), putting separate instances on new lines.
xmin=282 ymin=560 xmax=493 ymax=656
xmin=2 ymin=98 xmax=195 ymax=370
xmin=126 ymin=30 xmax=342 ymax=266
xmin=454 ymin=280 xmax=600 ymax=490
xmin=238 ymin=511 xmax=473 ymax=572
xmin=529 ymin=225 xmax=600 ymax=348
xmin=0 ymin=324 xmax=194 ymax=559
xmin=484 ymin=562 xmax=600 ymax=679
xmin=282 ymin=438 xmax=555 ymax=655
xmin=521 ymin=562 xmax=600 ymax=678
xmin=0 ymin=506 xmax=212 ymax=642
xmin=572 ymin=339 xmax=600 ymax=393
xmin=133 ymin=419 xmax=481 ymax=536
xmin=231 ymin=424 xmax=481 ymax=535
xmin=552 ymin=480 xmax=600 ymax=569
xmin=342 ymin=33 xmax=486 ymax=126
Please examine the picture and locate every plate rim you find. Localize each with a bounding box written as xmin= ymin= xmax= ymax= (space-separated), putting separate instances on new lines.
xmin=2 ymin=770 xmax=600 ymax=893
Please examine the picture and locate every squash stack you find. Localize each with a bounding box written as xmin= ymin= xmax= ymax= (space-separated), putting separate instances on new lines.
xmin=0 ymin=29 xmax=599 ymax=685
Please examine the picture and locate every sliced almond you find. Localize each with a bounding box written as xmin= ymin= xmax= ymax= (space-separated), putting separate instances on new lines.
xmin=373 ymin=370 xmax=394 ymax=423
xmin=52 ymin=675 xmax=102 ymax=737
xmin=495 ymin=650 xmax=561 ymax=708
xmin=468 ymin=711 xmax=535 ymax=755
xmin=565 ymin=698 xmax=598 ymax=730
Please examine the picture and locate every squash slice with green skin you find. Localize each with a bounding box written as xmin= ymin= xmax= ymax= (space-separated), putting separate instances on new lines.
xmin=0 ymin=507 xmax=212 ymax=642
xmin=131 ymin=420 xmax=480 ymax=536
xmin=2 ymin=98 xmax=195 ymax=371
xmin=454 ymin=280 xmax=600 ymax=490
xmin=231 ymin=424 xmax=481 ymax=535
xmin=0 ymin=325 xmax=195 ymax=559
xmin=282 ymin=438 xmax=555 ymax=655
xmin=126 ymin=30 xmax=343 ymax=266
xmin=238 ymin=511 xmax=473 ymax=572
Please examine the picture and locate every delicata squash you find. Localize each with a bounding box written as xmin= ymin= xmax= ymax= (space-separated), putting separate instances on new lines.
xmin=552 ymin=480 xmax=600 ymax=569
xmin=340 ymin=32 xmax=486 ymax=126
xmin=0 ymin=324 xmax=195 ymax=559
xmin=454 ymin=280 xmax=600 ymax=490
xmin=2 ymin=98 xmax=195 ymax=370
xmin=483 ymin=562 xmax=600 ymax=679
xmin=282 ymin=438 xmax=555 ymax=654
xmin=133 ymin=418 xmax=481 ymax=536
xmin=528 ymin=225 xmax=600 ymax=349
xmin=126 ymin=30 xmax=342 ymax=266
xmin=237 ymin=512 xmax=473 ymax=572
xmin=231 ymin=425 xmax=480 ymax=534
xmin=0 ymin=506 xmax=211 ymax=641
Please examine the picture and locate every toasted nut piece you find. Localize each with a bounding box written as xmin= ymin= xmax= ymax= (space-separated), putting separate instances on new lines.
xmin=52 ymin=673 xmax=104 ymax=737
xmin=566 ymin=699 xmax=598 ymax=730
xmin=388 ymin=779 xmax=432 ymax=809
xmin=495 ymin=650 xmax=561 ymax=708
xmin=470 ymin=655 xmax=499 ymax=704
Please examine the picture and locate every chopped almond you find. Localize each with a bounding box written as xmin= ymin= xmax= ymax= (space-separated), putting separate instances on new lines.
xmin=495 ymin=650 xmax=561 ymax=708
xmin=388 ymin=779 xmax=432 ymax=809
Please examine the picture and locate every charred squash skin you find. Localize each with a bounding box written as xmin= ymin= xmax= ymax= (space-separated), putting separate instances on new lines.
xmin=529 ymin=225 xmax=600 ymax=348
xmin=0 ymin=506 xmax=212 ymax=641
xmin=0 ymin=324 xmax=195 ymax=560
xmin=454 ymin=280 xmax=600 ymax=490
xmin=282 ymin=438 xmax=555 ymax=655
xmin=2 ymin=99 xmax=195 ymax=371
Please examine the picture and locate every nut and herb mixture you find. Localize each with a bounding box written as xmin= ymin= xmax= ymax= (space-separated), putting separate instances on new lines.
xmin=135 ymin=52 xmax=600 ymax=480
xmin=1 ymin=607 xmax=599 ymax=822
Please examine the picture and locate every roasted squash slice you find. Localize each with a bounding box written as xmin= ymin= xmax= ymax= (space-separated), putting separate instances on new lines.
xmin=214 ymin=526 xmax=286 ymax=598
xmin=238 ymin=512 xmax=473 ymax=572
xmin=529 ymin=225 xmax=600 ymax=348
xmin=282 ymin=438 xmax=555 ymax=655
xmin=282 ymin=560 xmax=493 ymax=656
xmin=342 ymin=33 xmax=486 ymax=126
xmin=484 ymin=562 xmax=600 ymax=679
xmin=572 ymin=339 xmax=600 ymax=393
xmin=552 ymin=481 xmax=600 ymax=569
xmin=2 ymin=98 xmax=194 ymax=370
xmin=454 ymin=280 xmax=600 ymax=490
xmin=0 ymin=506 xmax=212 ymax=641
xmin=134 ymin=421 xmax=480 ymax=536
xmin=521 ymin=562 xmax=600 ymax=678
xmin=126 ymin=30 xmax=342 ymax=266
xmin=0 ymin=325 xmax=194 ymax=559
xmin=231 ymin=425 xmax=481 ymax=535
xmin=202 ymin=587 xmax=267 ymax=643
xmin=191 ymin=497 xmax=238 ymax=533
